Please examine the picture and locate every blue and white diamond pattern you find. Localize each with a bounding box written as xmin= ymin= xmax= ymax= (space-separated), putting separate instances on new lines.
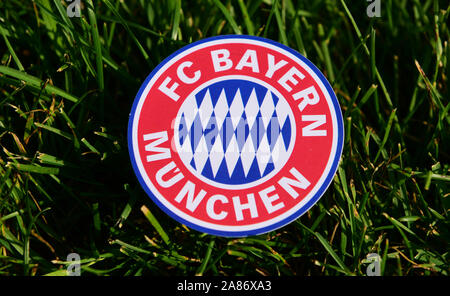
xmin=176 ymin=79 xmax=294 ymax=185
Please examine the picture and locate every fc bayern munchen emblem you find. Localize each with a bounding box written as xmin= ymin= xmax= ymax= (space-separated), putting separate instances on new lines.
xmin=128 ymin=35 xmax=344 ymax=237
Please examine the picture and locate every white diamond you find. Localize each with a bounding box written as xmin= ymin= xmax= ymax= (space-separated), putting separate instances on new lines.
xmin=181 ymin=94 xmax=198 ymax=130
xmin=178 ymin=135 xmax=193 ymax=165
xmin=245 ymin=88 xmax=259 ymax=129
xmin=259 ymin=90 xmax=275 ymax=128
xmin=229 ymin=89 xmax=245 ymax=129
xmin=224 ymin=135 xmax=240 ymax=177
xmin=198 ymin=90 xmax=214 ymax=129
xmin=240 ymin=136 xmax=256 ymax=177
xmin=255 ymin=135 xmax=271 ymax=176
xmin=214 ymin=89 xmax=229 ymax=130
xmin=271 ymin=135 xmax=287 ymax=169
xmin=193 ymin=136 xmax=208 ymax=172
xmin=209 ymin=137 xmax=224 ymax=177
xmin=275 ymin=99 xmax=290 ymax=128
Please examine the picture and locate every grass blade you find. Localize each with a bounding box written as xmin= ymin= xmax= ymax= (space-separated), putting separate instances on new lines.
xmin=212 ymin=0 xmax=242 ymax=34
xmin=86 ymin=0 xmax=104 ymax=92
xmin=0 ymin=66 xmax=78 ymax=102
xmin=141 ymin=205 xmax=170 ymax=246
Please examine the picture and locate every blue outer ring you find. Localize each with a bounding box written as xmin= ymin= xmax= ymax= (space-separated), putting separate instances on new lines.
xmin=127 ymin=35 xmax=344 ymax=237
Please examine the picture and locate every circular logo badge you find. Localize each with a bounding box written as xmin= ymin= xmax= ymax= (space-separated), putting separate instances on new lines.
xmin=128 ymin=35 xmax=343 ymax=237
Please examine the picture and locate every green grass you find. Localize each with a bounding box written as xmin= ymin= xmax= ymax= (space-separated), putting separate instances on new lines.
xmin=0 ymin=0 xmax=449 ymax=276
